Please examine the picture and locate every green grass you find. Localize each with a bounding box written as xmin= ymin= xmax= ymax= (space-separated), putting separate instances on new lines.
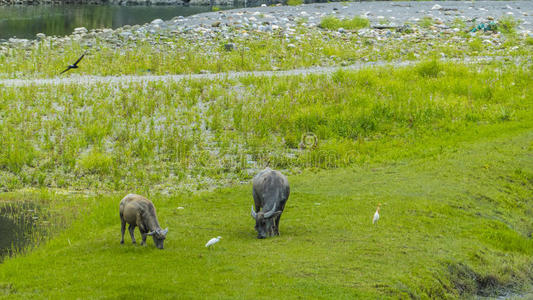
xmin=0 ymin=62 xmax=531 ymax=192
xmin=319 ymin=15 xmax=370 ymax=30
xmin=419 ymin=16 xmax=434 ymax=28
xmin=287 ymin=0 xmax=303 ymax=6
xmin=498 ymin=15 xmax=520 ymax=35
xmin=0 ymin=61 xmax=531 ymax=298
xmin=0 ymin=123 xmax=531 ymax=298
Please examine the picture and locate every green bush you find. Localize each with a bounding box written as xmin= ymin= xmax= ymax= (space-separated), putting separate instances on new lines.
xmin=416 ymin=60 xmax=442 ymax=78
xmin=77 ymin=149 xmax=113 ymax=175
xmin=320 ymin=15 xmax=370 ymax=30
xmin=498 ymin=15 xmax=519 ymax=35
xmin=287 ymin=0 xmax=303 ymax=6
xmin=419 ymin=16 xmax=434 ymax=28
xmin=0 ymin=137 xmax=35 ymax=173
xmin=469 ymin=38 xmax=484 ymax=52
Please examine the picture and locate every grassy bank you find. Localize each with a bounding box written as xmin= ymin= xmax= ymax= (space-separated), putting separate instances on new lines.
xmin=0 ymin=123 xmax=531 ymax=298
xmin=0 ymin=15 xmax=531 ymax=79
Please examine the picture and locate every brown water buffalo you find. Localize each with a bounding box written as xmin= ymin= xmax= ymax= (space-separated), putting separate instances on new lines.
xmin=119 ymin=194 xmax=168 ymax=249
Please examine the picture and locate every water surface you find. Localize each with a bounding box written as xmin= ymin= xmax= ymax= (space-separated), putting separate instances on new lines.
xmin=0 ymin=4 xmax=241 ymax=39
xmin=0 ymin=202 xmax=42 ymax=261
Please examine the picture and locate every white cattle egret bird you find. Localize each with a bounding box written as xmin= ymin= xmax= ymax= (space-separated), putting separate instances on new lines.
xmin=205 ymin=236 xmax=221 ymax=249
xmin=372 ymin=204 xmax=381 ymax=224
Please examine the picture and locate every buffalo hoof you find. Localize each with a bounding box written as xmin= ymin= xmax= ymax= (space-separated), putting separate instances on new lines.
xmin=120 ymin=240 xmax=124 ymax=244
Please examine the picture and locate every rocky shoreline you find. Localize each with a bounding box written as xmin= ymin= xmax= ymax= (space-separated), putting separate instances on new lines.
xmin=1 ymin=1 xmax=532 ymax=81
xmin=3 ymin=1 xmax=531 ymax=46
xmin=1 ymin=0 xmax=257 ymax=6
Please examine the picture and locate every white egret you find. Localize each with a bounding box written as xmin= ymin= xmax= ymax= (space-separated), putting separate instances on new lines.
xmin=372 ymin=204 xmax=381 ymax=224
xmin=205 ymin=236 xmax=222 ymax=249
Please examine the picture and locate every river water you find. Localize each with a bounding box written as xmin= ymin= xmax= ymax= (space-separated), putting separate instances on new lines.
xmin=0 ymin=202 xmax=42 ymax=261
xmin=0 ymin=4 xmax=252 ymax=39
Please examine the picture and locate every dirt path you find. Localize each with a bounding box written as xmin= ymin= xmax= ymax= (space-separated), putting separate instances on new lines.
xmin=0 ymin=57 xmax=508 ymax=87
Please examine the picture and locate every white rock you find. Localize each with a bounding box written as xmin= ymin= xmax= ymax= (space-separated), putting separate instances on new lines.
xmin=431 ymin=4 xmax=442 ymax=10
xmin=73 ymin=27 xmax=88 ymax=34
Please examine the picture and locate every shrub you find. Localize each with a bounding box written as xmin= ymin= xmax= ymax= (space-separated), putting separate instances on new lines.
xmin=0 ymin=137 xmax=35 ymax=173
xmin=287 ymin=0 xmax=303 ymax=6
xmin=419 ymin=16 xmax=434 ymax=28
xmin=498 ymin=16 xmax=519 ymax=35
xmin=320 ymin=16 xmax=370 ymax=31
xmin=77 ymin=149 xmax=113 ymax=175
xmin=469 ymin=38 xmax=483 ymax=52
xmin=416 ymin=60 xmax=442 ymax=78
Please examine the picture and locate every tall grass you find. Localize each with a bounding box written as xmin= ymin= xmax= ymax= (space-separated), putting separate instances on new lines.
xmin=498 ymin=15 xmax=520 ymax=35
xmin=0 ymin=62 xmax=531 ymax=192
xmin=319 ymin=15 xmax=370 ymax=30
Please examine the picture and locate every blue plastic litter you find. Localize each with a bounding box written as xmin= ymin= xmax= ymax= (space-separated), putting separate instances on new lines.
xmin=470 ymin=21 xmax=497 ymax=33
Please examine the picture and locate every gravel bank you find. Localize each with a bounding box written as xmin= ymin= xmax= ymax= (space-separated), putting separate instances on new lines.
xmin=0 ymin=1 xmax=531 ymax=79
xmin=3 ymin=1 xmax=532 ymax=44
xmin=159 ymin=1 xmax=533 ymax=30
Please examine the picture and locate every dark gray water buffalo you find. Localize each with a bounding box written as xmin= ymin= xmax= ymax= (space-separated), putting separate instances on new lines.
xmin=251 ymin=168 xmax=290 ymax=239
xmin=119 ymin=194 xmax=168 ymax=249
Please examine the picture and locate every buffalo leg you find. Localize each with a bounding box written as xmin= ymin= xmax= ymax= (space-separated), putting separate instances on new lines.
xmin=120 ymin=218 xmax=126 ymax=244
xmin=128 ymin=224 xmax=136 ymax=244
xmin=140 ymin=228 xmax=147 ymax=246
xmin=252 ymin=189 xmax=261 ymax=213
xmin=136 ymin=212 xmax=148 ymax=246
xmin=274 ymin=215 xmax=281 ymax=236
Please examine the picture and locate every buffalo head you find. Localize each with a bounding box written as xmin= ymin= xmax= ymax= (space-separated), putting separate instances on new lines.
xmin=251 ymin=204 xmax=282 ymax=239
xmin=147 ymin=228 xmax=168 ymax=249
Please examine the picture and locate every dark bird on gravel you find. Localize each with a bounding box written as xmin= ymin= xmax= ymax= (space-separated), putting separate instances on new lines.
xmin=60 ymin=52 xmax=86 ymax=74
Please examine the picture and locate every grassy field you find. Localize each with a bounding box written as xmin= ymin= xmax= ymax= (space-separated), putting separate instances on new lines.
xmin=0 ymin=61 xmax=531 ymax=192
xmin=0 ymin=120 xmax=531 ymax=298
xmin=0 ymin=60 xmax=531 ymax=298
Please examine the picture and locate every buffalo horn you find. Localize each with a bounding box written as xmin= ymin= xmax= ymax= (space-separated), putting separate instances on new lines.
xmin=263 ymin=203 xmax=278 ymax=219
xmin=251 ymin=205 xmax=257 ymax=219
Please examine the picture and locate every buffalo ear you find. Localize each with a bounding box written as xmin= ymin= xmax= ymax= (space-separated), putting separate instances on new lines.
xmin=162 ymin=228 xmax=168 ymax=235
xmin=147 ymin=231 xmax=156 ymax=236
